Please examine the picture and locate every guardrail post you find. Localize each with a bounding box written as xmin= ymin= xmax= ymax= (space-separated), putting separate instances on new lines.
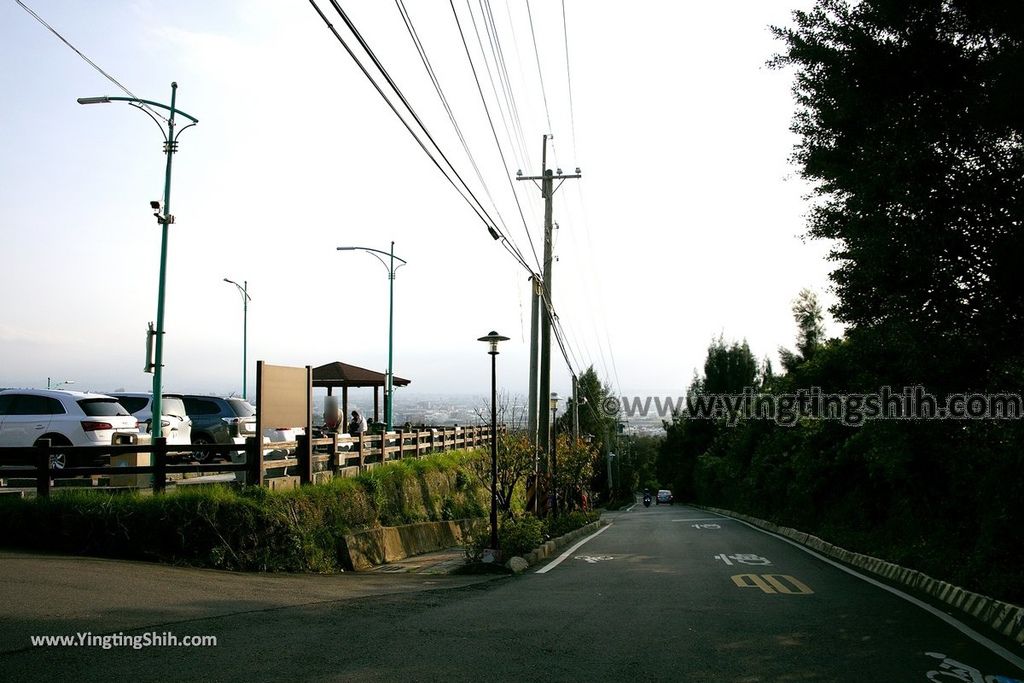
xmin=153 ymin=437 xmax=167 ymax=493
xmin=298 ymin=433 xmax=312 ymax=485
xmin=245 ymin=437 xmax=263 ymax=487
xmin=35 ymin=438 xmax=51 ymax=498
xmin=415 ymin=430 xmax=422 ymax=458
xmin=358 ymin=433 xmax=365 ymax=468
xmin=330 ymin=433 xmax=339 ymax=475
xmin=396 ymin=429 xmax=404 ymax=460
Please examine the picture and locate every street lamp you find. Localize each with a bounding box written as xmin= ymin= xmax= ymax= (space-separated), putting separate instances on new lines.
xmin=223 ymin=278 xmax=252 ymax=401
xmin=78 ymin=82 xmax=198 ymax=426
xmin=337 ymin=242 xmax=407 ymax=431
xmin=478 ymin=330 xmax=509 ymax=561
xmin=550 ymin=392 xmax=560 ymax=516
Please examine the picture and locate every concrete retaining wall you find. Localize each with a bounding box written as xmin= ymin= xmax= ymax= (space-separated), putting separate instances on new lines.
xmin=698 ymin=505 xmax=1024 ymax=646
xmin=339 ymin=519 xmax=485 ymax=571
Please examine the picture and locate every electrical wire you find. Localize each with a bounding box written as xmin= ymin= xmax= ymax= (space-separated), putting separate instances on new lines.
xmin=525 ymin=0 xmax=554 ymax=139
xmin=395 ymin=0 xmax=515 ymax=243
xmin=325 ymin=0 xmax=501 ymax=227
xmin=562 ymin=0 xmax=578 ymax=159
xmin=480 ymin=1 xmax=532 ymax=174
xmin=308 ymin=0 xmax=529 ymax=270
xmin=14 ymin=0 xmax=169 ymax=124
xmin=469 ymin=1 xmax=543 ymax=272
xmin=449 ymin=0 xmax=541 ymax=274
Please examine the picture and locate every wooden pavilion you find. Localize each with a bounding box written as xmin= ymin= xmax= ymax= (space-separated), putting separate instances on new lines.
xmin=311 ymin=361 xmax=411 ymax=424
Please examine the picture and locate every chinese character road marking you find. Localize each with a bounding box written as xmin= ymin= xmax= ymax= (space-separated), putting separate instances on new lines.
xmin=574 ymin=555 xmax=614 ymax=564
xmin=714 ymin=553 xmax=772 ymax=566
xmin=671 ymin=518 xmax=726 ymax=522
xmin=924 ymin=651 xmax=1022 ymax=683
xmin=731 ymin=574 xmax=814 ymax=595
xmin=691 ymin=524 xmax=721 ymax=529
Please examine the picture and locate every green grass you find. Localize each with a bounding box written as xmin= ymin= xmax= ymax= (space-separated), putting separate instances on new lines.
xmin=0 ymin=449 xmax=489 ymax=572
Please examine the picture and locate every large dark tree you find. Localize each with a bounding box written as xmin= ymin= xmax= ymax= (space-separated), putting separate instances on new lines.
xmin=772 ymin=1 xmax=1024 ymax=365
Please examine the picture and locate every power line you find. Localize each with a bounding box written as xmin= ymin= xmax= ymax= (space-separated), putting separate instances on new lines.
xmin=324 ymin=0 xmax=499 ymax=226
xmin=394 ymin=0 xmax=516 ymax=244
xmin=525 ymin=0 xmax=554 ymax=140
xmin=562 ymin=0 xmax=578 ymax=159
xmin=480 ymin=1 xmax=533 ymax=174
xmin=14 ymin=0 xmax=168 ymax=123
xmin=463 ymin=0 xmax=540 ymax=271
xmin=502 ymin=0 xmax=536 ymax=172
xmin=308 ymin=0 xmax=532 ymax=271
xmin=449 ymin=0 xmax=541 ymax=274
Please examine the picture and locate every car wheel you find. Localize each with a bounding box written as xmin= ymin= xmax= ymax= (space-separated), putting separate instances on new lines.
xmin=191 ymin=436 xmax=215 ymax=463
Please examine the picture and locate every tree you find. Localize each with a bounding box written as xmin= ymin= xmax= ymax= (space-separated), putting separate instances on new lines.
xmin=556 ymin=366 xmax=616 ymax=498
xmin=701 ymin=336 xmax=760 ymax=394
xmin=472 ymin=393 xmax=533 ymax=512
xmin=558 ymin=366 xmax=614 ymax=445
xmin=772 ymin=1 xmax=1024 ymax=367
xmin=659 ymin=337 xmax=765 ymax=500
xmin=552 ymin=434 xmax=596 ymax=511
xmin=780 ymin=288 xmax=826 ymax=372
xmin=467 ymin=430 xmax=534 ymax=513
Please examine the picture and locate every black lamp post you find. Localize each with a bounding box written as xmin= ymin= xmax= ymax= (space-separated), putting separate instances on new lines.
xmin=478 ymin=331 xmax=509 ymax=560
xmin=550 ymin=392 xmax=560 ymax=517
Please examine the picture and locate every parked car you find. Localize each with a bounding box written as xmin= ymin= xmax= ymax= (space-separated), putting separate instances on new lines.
xmin=180 ymin=395 xmax=258 ymax=462
xmin=108 ymin=393 xmax=192 ymax=447
xmin=180 ymin=395 xmax=306 ymax=463
xmin=656 ymin=489 xmax=674 ymax=505
xmin=0 ymin=389 xmax=139 ymax=469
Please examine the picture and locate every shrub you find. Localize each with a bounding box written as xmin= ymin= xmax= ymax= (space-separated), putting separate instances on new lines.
xmin=545 ymin=510 xmax=600 ymax=539
xmin=0 ymin=448 xmax=490 ymax=573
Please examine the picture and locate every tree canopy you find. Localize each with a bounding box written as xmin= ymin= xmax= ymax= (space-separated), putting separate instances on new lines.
xmin=772 ymin=0 xmax=1024 ymax=358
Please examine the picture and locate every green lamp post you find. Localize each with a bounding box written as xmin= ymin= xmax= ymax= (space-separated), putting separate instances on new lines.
xmin=78 ymin=82 xmax=198 ymax=427
xmin=336 ymin=242 xmax=406 ymax=431
xmin=223 ymin=278 xmax=251 ymax=401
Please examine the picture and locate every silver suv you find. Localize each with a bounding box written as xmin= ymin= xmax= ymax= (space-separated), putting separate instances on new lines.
xmin=0 ymin=389 xmax=140 ymax=468
xmin=108 ymin=393 xmax=192 ymax=446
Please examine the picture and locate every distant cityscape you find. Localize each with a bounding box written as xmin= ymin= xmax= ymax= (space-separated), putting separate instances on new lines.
xmin=314 ymin=392 xmax=666 ymax=434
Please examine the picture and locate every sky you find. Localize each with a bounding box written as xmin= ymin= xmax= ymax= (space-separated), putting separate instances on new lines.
xmin=0 ymin=0 xmax=834 ymax=405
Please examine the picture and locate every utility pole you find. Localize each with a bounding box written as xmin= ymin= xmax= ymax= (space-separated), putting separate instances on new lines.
xmin=517 ymin=135 xmax=581 ymax=475
xmin=527 ymin=275 xmax=540 ymax=445
xmin=572 ymin=374 xmax=579 ymax=441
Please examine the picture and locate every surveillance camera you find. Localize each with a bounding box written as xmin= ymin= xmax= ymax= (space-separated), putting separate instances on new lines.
xmin=150 ymin=200 xmax=161 ymax=210
xmin=557 ymin=168 xmax=563 ymax=175
xmin=575 ymin=167 xmax=581 ymax=174
xmin=516 ymin=170 xmax=523 ymax=176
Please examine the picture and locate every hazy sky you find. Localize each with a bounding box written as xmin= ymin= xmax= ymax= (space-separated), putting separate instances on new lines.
xmin=0 ymin=0 xmax=832 ymax=402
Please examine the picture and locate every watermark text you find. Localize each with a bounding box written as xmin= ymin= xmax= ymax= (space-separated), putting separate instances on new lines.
xmin=603 ymin=387 xmax=1023 ymax=427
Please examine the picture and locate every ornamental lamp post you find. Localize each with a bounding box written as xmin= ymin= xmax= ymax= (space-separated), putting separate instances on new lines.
xmin=478 ymin=330 xmax=509 ymax=562
xmin=77 ymin=82 xmax=198 ymax=426
xmin=223 ymin=278 xmax=251 ymax=401
xmin=337 ymin=243 xmax=406 ymax=431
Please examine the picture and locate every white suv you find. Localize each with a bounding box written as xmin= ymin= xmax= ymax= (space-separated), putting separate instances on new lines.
xmin=0 ymin=389 xmax=140 ymax=469
xmin=108 ymin=392 xmax=192 ymax=447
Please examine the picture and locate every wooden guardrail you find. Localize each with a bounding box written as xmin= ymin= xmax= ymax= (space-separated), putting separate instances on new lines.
xmin=0 ymin=425 xmax=499 ymax=497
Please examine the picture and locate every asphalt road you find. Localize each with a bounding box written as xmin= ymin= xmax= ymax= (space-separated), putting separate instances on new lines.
xmin=2 ymin=505 xmax=1022 ymax=682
